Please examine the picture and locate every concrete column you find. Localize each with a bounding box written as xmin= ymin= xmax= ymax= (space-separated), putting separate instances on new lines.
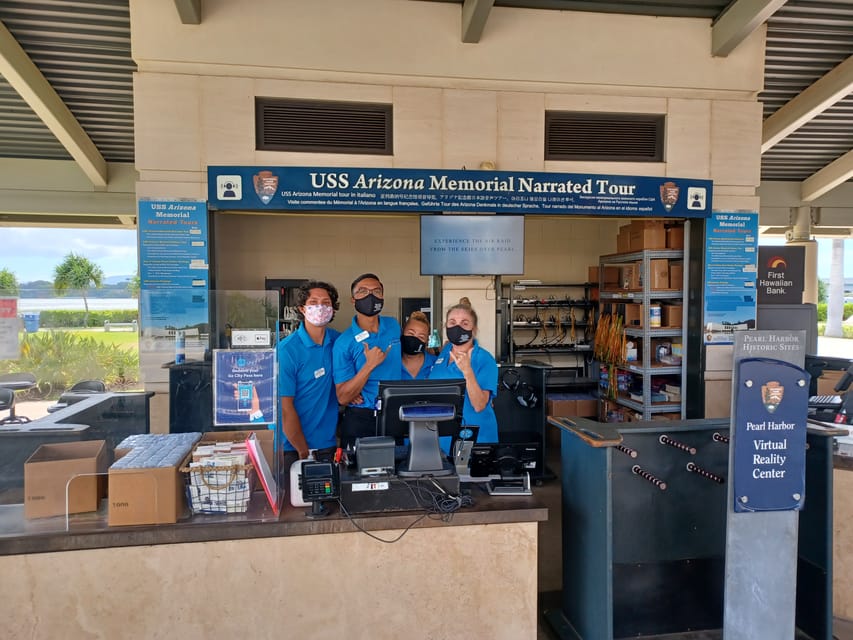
xmin=786 ymin=206 xmax=818 ymax=304
xmin=825 ymin=238 xmax=845 ymax=337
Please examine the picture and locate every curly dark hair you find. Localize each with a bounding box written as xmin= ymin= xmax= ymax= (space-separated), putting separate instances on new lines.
xmin=295 ymin=280 xmax=340 ymax=321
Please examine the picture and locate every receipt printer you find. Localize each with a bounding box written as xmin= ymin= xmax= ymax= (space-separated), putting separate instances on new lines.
xmin=355 ymin=436 xmax=395 ymax=476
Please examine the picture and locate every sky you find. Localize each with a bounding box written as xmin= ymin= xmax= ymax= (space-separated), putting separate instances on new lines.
xmin=0 ymin=226 xmax=850 ymax=282
xmin=2 ymin=228 xmax=138 ymax=282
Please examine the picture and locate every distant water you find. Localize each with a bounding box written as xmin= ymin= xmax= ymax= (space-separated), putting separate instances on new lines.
xmin=17 ymin=298 xmax=138 ymax=312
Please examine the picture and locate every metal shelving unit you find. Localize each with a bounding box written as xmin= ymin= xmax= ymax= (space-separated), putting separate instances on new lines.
xmin=505 ymin=281 xmax=597 ymax=385
xmin=599 ymin=245 xmax=688 ymax=420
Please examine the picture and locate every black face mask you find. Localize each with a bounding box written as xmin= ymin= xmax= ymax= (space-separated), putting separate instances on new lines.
xmin=446 ymin=325 xmax=472 ymax=346
xmin=401 ymin=334 xmax=426 ymax=355
xmin=354 ymin=294 xmax=383 ymax=317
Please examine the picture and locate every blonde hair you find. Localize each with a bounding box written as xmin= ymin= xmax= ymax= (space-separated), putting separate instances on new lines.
xmin=406 ymin=310 xmax=430 ymax=331
xmin=446 ymin=296 xmax=478 ymax=327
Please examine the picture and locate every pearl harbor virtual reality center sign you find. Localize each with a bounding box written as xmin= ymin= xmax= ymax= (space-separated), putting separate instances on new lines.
xmin=207 ymin=166 xmax=713 ymax=218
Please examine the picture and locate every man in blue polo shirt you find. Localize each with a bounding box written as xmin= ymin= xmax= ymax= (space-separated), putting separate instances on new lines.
xmin=277 ymin=280 xmax=340 ymax=461
xmin=333 ymin=273 xmax=402 ymax=448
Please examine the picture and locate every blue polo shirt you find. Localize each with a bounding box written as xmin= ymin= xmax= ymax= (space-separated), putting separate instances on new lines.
xmin=332 ymin=315 xmax=402 ymax=409
xmin=277 ymin=324 xmax=340 ymax=451
xmin=402 ymin=351 xmax=437 ymax=380
xmin=428 ymin=340 xmax=499 ymax=443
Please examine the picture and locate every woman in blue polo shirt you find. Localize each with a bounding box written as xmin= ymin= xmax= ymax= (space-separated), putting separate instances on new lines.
xmin=429 ymin=297 xmax=498 ymax=443
xmin=401 ymin=310 xmax=437 ymax=380
xmin=277 ymin=281 xmax=341 ymax=461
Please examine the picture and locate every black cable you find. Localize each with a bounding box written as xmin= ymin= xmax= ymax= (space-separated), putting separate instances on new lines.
xmin=336 ymin=498 xmax=428 ymax=544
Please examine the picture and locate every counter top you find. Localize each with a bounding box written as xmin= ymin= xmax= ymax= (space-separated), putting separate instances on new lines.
xmin=0 ymin=485 xmax=548 ymax=556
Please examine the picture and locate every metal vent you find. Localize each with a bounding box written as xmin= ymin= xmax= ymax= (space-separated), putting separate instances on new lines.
xmin=256 ymin=98 xmax=393 ymax=155
xmin=545 ymin=112 xmax=665 ymax=162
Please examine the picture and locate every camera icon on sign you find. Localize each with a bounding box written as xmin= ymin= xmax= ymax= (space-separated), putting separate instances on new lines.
xmin=217 ymin=175 xmax=242 ymax=200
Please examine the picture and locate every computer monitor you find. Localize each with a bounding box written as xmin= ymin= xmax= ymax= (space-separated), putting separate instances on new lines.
xmin=376 ymin=379 xmax=466 ymax=477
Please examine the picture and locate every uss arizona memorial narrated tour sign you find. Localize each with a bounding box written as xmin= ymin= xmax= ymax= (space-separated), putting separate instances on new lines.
xmin=207 ymin=166 xmax=713 ymax=218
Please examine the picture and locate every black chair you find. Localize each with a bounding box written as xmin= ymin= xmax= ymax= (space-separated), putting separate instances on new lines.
xmin=0 ymin=372 xmax=37 ymax=424
xmin=47 ymin=379 xmax=107 ymax=413
xmin=0 ymin=388 xmax=16 ymax=424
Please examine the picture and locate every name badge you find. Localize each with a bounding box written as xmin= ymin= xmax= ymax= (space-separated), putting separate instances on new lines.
xmin=435 ymin=358 xmax=445 ymax=364
xmin=314 ymin=368 xmax=325 ymax=379
xmin=355 ymin=330 xmax=370 ymax=343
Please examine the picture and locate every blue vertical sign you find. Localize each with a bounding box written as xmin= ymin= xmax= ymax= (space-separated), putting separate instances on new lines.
xmin=212 ymin=349 xmax=277 ymax=426
xmin=703 ymin=212 xmax=759 ymax=345
xmin=138 ymin=200 xmax=210 ymax=358
xmin=732 ymin=357 xmax=809 ymax=512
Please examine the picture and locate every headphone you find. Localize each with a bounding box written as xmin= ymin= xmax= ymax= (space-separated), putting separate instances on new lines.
xmin=501 ymin=368 xmax=539 ymax=409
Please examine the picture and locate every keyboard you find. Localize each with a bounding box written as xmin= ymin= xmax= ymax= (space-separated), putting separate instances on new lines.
xmin=809 ymin=395 xmax=843 ymax=410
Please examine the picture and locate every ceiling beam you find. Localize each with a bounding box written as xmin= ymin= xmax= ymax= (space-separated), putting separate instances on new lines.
xmin=762 ymin=55 xmax=853 ymax=153
xmin=712 ymin=0 xmax=787 ymax=57
xmin=0 ymin=20 xmax=107 ymax=187
xmin=461 ymin=0 xmax=495 ymax=43
xmin=801 ymin=149 xmax=853 ymax=202
xmin=174 ymin=0 xmax=202 ymax=24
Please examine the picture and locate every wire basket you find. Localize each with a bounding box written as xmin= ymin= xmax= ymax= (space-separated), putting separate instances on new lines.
xmin=181 ymin=463 xmax=255 ymax=515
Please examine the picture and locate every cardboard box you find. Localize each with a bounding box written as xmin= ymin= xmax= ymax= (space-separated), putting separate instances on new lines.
xmin=108 ymin=451 xmax=189 ymax=526
xmin=547 ymin=396 xmax=577 ymax=417
xmin=546 ymin=394 xmax=597 ymax=418
xmin=650 ymin=259 xmax=669 ymax=290
xmin=590 ymin=266 xmax=620 ymax=286
xmin=818 ymin=370 xmax=848 ymax=397
xmin=617 ymin=226 xmax=632 ymax=253
xmin=669 ymin=262 xmax=684 ymax=289
xmin=621 ymin=263 xmax=641 ymax=290
xmin=666 ymin=225 xmax=685 ymax=249
xmin=629 ymin=220 xmax=666 ymax=251
xmin=662 ymin=304 xmax=683 ymax=327
xmin=25 ymin=440 xmax=107 ymax=519
xmin=623 ymin=303 xmax=643 ymax=328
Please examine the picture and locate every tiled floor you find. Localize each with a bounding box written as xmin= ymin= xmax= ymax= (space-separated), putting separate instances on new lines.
xmin=535 ymin=436 xmax=853 ymax=640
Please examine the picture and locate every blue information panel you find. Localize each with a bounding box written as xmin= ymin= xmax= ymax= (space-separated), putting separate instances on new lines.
xmin=212 ymin=349 xmax=277 ymax=427
xmin=733 ymin=358 xmax=809 ymax=512
xmin=703 ymin=212 xmax=759 ymax=345
xmin=207 ymin=166 xmax=713 ymax=218
xmin=138 ymin=200 xmax=210 ymax=357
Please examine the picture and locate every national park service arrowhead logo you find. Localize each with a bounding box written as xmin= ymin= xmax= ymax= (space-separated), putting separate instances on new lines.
xmin=761 ymin=380 xmax=784 ymax=414
xmin=253 ymin=170 xmax=279 ymax=205
xmin=659 ymin=181 xmax=680 ymax=212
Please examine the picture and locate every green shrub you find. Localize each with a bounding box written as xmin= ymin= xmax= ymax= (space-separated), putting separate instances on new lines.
xmin=817 ymin=323 xmax=853 ymax=339
xmin=816 ymin=303 xmax=852 ymax=323
xmin=38 ymin=309 xmax=138 ymax=329
xmin=0 ymin=330 xmax=139 ymax=398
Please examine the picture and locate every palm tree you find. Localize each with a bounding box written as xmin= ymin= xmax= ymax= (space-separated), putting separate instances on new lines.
xmin=53 ymin=253 xmax=104 ymax=327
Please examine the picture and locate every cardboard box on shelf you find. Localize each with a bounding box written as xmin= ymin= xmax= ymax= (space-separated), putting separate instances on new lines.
xmin=623 ymin=303 xmax=643 ymax=328
xmin=589 ymin=266 xmax=620 ymax=285
xmin=666 ymin=225 xmax=685 ymax=249
xmin=669 ymin=262 xmax=684 ymax=289
xmin=621 ymin=263 xmax=642 ymax=290
xmin=629 ymin=220 xmax=666 ymax=251
xmin=617 ymin=224 xmax=631 ymax=253
xmin=24 ymin=440 xmax=108 ymax=519
xmin=650 ymin=259 xmax=669 ymax=290
xmin=546 ymin=394 xmax=597 ymax=418
xmin=662 ymin=304 xmax=683 ymax=327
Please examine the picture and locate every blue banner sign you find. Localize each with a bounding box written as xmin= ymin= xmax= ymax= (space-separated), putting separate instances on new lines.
xmin=733 ymin=357 xmax=809 ymax=512
xmin=213 ymin=349 xmax=277 ymax=426
xmin=207 ymin=166 xmax=713 ymax=218
xmin=138 ymin=200 xmax=210 ymax=357
xmin=703 ymin=212 xmax=759 ymax=344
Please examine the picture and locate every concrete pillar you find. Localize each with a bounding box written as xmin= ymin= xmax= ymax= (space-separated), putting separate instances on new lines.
xmin=825 ymin=238 xmax=845 ymax=337
xmin=787 ymin=206 xmax=818 ymax=305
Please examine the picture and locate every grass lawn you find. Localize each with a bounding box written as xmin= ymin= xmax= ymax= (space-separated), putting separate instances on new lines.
xmin=45 ymin=328 xmax=140 ymax=350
